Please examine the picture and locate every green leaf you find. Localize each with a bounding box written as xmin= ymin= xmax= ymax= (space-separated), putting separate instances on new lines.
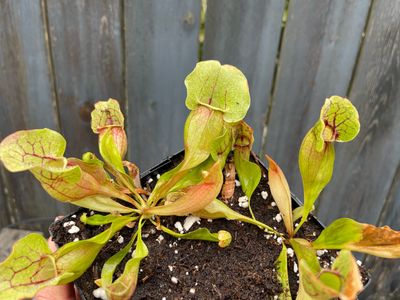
xmin=297 ymin=96 xmax=360 ymax=231
xmin=182 ymin=106 xmax=225 ymax=170
xmin=185 ymin=60 xmax=250 ymax=123
xmin=234 ymin=152 xmax=261 ymax=203
xmin=145 ymin=161 xmax=223 ymax=216
xmin=158 ymin=223 xmax=232 ymax=248
xmin=312 ymin=218 xmax=400 ymax=258
xmin=290 ymin=238 xmax=320 ymax=274
xmin=298 ymin=126 xmax=335 ymax=231
xmin=80 ymin=213 xmax=136 ymax=225
xmin=0 ymin=128 xmax=67 ymax=172
xmin=292 ymin=206 xmax=304 ymax=222
xmin=232 ymin=121 xmax=261 ymax=218
xmin=266 ymin=155 xmax=293 ymax=237
xmin=0 ymin=217 xmax=131 ymax=299
xmin=99 ymin=127 xmax=126 ymax=173
xmin=275 ymin=244 xmax=292 ymax=299
xmin=100 ymin=233 xmax=136 ymax=287
xmin=210 ymin=124 xmax=234 ymax=165
xmin=54 ymin=216 xmax=132 ymax=284
xmin=194 ymin=199 xmax=277 ymax=234
xmin=103 ymin=224 xmax=149 ymax=300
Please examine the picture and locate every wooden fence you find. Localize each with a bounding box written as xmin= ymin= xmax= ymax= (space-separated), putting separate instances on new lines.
xmin=0 ymin=0 xmax=399 ymax=298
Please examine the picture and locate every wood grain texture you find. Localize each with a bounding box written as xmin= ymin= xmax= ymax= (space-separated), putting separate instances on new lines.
xmin=46 ymin=0 xmax=124 ymax=157
xmin=0 ymin=229 xmax=39 ymax=261
xmin=263 ymin=0 xmax=370 ymax=198
xmin=315 ymin=0 xmax=400 ymax=225
xmin=0 ymin=174 xmax=10 ymax=228
xmin=203 ymin=0 xmax=285 ymax=152
xmin=362 ymin=162 xmax=400 ymax=299
xmin=0 ymin=0 xmax=65 ymax=223
xmin=125 ymin=0 xmax=201 ymax=170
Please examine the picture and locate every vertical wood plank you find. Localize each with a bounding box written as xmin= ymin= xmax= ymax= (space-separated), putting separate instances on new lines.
xmin=46 ymin=0 xmax=124 ymax=157
xmin=125 ymin=0 xmax=201 ymax=170
xmin=263 ymin=0 xmax=370 ymax=197
xmin=0 ymin=0 xmax=64 ymax=224
xmin=203 ymin=0 xmax=285 ymax=152
xmin=362 ymin=162 xmax=400 ymax=299
xmin=316 ymin=0 xmax=400 ymax=225
xmin=0 ymin=174 xmax=10 ymax=228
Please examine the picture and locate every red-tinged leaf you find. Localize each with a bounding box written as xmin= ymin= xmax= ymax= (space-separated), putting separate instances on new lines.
xmin=0 ymin=233 xmax=63 ymax=299
xmin=319 ymin=96 xmax=360 ymax=144
xmin=266 ymin=155 xmax=294 ymax=237
xmin=298 ymin=260 xmax=340 ymax=300
xmin=145 ymin=161 xmax=223 ymax=216
xmin=0 ymin=217 xmax=131 ymax=299
xmin=313 ymin=218 xmax=400 ymax=258
xmin=233 ymin=121 xmax=254 ymax=160
xmin=0 ymin=129 xmax=67 ymax=172
xmin=91 ymin=99 xmax=128 ymax=161
xmin=91 ymin=99 xmax=125 ymax=133
xmin=332 ymin=250 xmax=363 ymax=300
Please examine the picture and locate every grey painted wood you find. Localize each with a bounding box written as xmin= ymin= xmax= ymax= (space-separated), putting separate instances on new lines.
xmin=316 ymin=0 xmax=400 ymax=226
xmin=46 ymin=0 xmax=124 ymax=157
xmin=203 ymin=0 xmax=285 ymax=152
xmin=0 ymin=0 xmax=64 ymax=223
xmin=0 ymin=229 xmax=39 ymax=261
xmin=263 ymin=0 xmax=370 ymax=200
xmin=125 ymin=0 xmax=201 ymax=171
xmin=0 ymin=174 xmax=10 ymax=228
xmin=362 ymin=162 xmax=400 ymax=299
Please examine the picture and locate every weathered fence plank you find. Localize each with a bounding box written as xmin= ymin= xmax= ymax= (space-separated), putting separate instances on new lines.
xmin=0 ymin=174 xmax=10 ymax=228
xmin=316 ymin=0 xmax=400 ymax=226
xmin=362 ymin=162 xmax=400 ymax=299
xmin=125 ymin=0 xmax=201 ymax=170
xmin=0 ymin=0 xmax=63 ymax=223
xmin=263 ymin=0 xmax=370 ymax=200
xmin=46 ymin=0 xmax=124 ymax=157
xmin=203 ymin=0 xmax=285 ymax=152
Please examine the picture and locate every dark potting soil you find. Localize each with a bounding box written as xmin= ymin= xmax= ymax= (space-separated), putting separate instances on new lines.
xmin=50 ymin=153 xmax=368 ymax=300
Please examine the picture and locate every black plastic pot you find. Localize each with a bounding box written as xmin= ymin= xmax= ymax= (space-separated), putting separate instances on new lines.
xmin=50 ymin=150 xmax=370 ymax=299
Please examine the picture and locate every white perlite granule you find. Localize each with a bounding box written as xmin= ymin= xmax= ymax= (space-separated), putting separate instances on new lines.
xmin=67 ymin=225 xmax=80 ymax=234
xmin=261 ymin=191 xmax=268 ymax=199
xmin=63 ymin=221 xmax=75 ymax=227
xmin=93 ymin=287 xmax=107 ymax=300
xmin=117 ymin=235 xmax=124 ymax=244
xmin=183 ymin=215 xmax=201 ymax=231
xmin=171 ymin=276 xmax=178 ymax=284
xmin=156 ymin=235 xmax=164 ymax=244
xmin=174 ymin=221 xmax=184 ymax=233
